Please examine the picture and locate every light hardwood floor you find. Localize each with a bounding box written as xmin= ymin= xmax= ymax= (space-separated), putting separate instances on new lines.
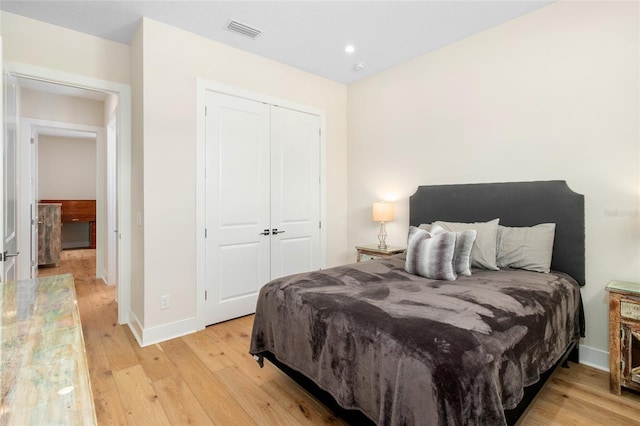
xmin=39 ymin=250 xmax=640 ymax=425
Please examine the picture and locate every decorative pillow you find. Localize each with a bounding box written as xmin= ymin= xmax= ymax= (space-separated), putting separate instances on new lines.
xmin=432 ymin=219 xmax=500 ymax=271
xmin=497 ymin=223 xmax=556 ymax=273
xmin=418 ymin=223 xmax=432 ymax=232
xmin=405 ymin=226 xmax=457 ymax=281
xmin=430 ymin=224 xmax=476 ymax=276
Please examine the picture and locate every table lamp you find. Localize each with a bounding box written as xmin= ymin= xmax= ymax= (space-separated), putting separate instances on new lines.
xmin=372 ymin=202 xmax=394 ymax=249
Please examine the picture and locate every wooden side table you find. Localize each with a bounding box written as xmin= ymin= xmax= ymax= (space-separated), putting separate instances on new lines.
xmin=356 ymin=244 xmax=405 ymax=262
xmin=606 ymin=280 xmax=640 ymax=395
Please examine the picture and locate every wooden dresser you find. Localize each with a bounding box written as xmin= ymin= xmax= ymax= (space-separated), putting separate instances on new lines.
xmin=40 ymin=200 xmax=96 ymax=249
xmin=38 ymin=203 xmax=62 ymax=266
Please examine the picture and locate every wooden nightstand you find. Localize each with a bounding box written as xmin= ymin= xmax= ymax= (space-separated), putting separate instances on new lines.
xmin=606 ymin=280 xmax=640 ymax=395
xmin=356 ymin=244 xmax=405 ymax=262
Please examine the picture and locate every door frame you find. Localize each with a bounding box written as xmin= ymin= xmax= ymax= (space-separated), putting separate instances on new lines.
xmin=195 ymin=78 xmax=327 ymax=330
xmin=7 ymin=62 xmax=132 ymax=325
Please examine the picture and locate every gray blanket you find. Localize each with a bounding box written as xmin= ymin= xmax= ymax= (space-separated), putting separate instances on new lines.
xmin=250 ymin=255 xmax=582 ymax=425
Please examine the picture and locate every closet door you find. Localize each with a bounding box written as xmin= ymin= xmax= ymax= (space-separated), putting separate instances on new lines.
xmin=204 ymin=91 xmax=270 ymax=326
xmin=270 ymin=106 xmax=321 ymax=278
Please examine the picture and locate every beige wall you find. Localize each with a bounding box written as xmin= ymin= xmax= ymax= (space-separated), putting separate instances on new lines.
xmin=347 ymin=1 xmax=639 ymax=358
xmin=138 ymin=18 xmax=348 ymax=330
xmin=1 ymin=12 xmax=130 ymax=84
xmin=21 ymin=88 xmax=104 ymax=127
xmin=38 ymin=135 xmax=97 ymax=249
xmin=38 ymin=135 xmax=97 ymax=199
xmin=130 ymin=22 xmax=145 ymax=328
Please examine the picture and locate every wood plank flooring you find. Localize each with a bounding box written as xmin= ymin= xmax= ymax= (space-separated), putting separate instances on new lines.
xmin=38 ymin=250 xmax=640 ymax=425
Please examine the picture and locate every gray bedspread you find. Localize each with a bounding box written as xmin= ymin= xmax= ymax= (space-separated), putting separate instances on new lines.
xmin=249 ymin=255 xmax=582 ymax=425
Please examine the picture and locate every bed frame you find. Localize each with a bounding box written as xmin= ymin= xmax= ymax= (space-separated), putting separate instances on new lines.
xmin=267 ymin=180 xmax=586 ymax=425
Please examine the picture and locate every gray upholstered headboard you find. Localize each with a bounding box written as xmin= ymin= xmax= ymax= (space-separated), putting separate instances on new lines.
xmin=409 ymin=180 xmax=585 ymax=286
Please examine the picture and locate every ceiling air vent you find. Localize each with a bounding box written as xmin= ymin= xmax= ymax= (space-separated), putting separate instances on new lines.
xmin=226 ymin=20 xmax=262 ymax=39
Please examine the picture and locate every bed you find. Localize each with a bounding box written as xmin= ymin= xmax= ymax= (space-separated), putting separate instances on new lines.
xmin=250 ymin=180 xmax=585 ymax=425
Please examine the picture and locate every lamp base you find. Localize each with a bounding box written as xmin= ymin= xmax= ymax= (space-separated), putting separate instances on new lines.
xmin=377 ymin=222 xmax=388 ymax=250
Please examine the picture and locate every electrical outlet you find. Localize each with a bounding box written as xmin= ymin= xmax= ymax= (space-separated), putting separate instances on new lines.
xmin=160 ymin=295 xmax=170 ymax=309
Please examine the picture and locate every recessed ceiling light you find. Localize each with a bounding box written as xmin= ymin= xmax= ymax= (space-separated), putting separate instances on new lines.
xmin=345 ymin=45 xmax=355 ymax=54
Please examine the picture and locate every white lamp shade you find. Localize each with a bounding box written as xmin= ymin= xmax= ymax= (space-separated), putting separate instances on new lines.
xmin=372 ymin=202 xmax=394 ymax=222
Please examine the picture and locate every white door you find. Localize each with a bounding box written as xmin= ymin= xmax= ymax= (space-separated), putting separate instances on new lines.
xmin=270 ymin=106 xmax=321 ymax=278
xmin=204 ymin=92 xmax=322 ymax=326
xmin=204 ymin=91 xmax=271 ymax=326
xmin=0 ymin=41 xmax=4 ymax=281
xmin=30 ymin=127 xmax=39 ymax=278
xmin=107 ymin=115 xmax=118 ymax=287
xmin=2 ymin=71 xmax=19 ymax=281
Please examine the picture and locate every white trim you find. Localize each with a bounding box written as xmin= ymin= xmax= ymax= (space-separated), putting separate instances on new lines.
xmin=20 ymin=118 xmax=102 ymax=134
xmin=195 ymin=78 xmax=327 ymax=330
xmin=1 ymin=40 xmax=5 ymax=284
xmin=578 ymin=344 xmax=609 ymax=371
xmin=128 ymin=310 xmax=144 ymax=346
xmin=130 ymin=311 xmax=199 ymax=348
xmin=8 ymin=62 xmax=132 ymax=325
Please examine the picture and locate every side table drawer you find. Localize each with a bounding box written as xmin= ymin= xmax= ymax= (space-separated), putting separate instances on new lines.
xmin=359 ymin=253 xmax=379 ymax=262
xmin=621 ymin=300 xmax=640 ymax=321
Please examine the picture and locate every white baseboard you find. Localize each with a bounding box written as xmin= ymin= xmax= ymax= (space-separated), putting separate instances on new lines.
xmin=578 ymin=344 xmax=608 ymax=371
xmin=127 ymin=310 xmax=143 ymax=346
xmin=127 ymin=315 xmax=200 ymax=348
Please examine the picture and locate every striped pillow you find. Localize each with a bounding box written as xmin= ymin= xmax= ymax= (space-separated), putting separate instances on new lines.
xmin=431 ymin=224 xmax=477 ymax=276
xmin=405 ymin=226 xmax=457 ymax=281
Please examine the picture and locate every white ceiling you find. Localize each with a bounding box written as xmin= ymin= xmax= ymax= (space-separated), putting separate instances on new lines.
xmin=1 ymin=1 xmax=553 ymax=85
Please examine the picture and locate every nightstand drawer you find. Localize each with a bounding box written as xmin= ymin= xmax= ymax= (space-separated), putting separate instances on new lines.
xmin=359 ymin=253 xmax=379 ymax=262
xmin=621 ymin=300 xmax=640 ymax=321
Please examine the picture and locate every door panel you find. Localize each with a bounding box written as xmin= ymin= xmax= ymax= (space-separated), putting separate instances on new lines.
xmin=218 ymin=243 xmax=261 ymax=300
xmin=278 ymin=237 xmax=314 ymax=278
xmin=204 ymin=91 xmax=270 ymax=326
xmin=3 ymin=71 xmax=18 ymax=282
xmin=30 ymin=128 xmax=39 ymax=278
xmin=270 ymin=106 xmax=320 ymax=280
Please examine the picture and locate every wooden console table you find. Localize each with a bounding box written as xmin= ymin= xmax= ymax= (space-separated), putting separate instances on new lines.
xmin=0 ymin=274 xmax=96 ymax=424
xmin=40 ymin=199 xmax=96 ymax=249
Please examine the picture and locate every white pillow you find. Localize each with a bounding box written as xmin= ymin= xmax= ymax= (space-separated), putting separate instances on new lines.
xmin=496 ymin=223 xmax=556 ymax=273
xmin=405 ymin=226 xmax=457 ymax=281
xmin=432 ymin=219 xmax=500 ymax=271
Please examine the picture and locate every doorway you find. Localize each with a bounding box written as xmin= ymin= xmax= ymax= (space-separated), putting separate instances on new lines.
xmin=6 ymin=63 xmax=132 ymax=325
xmin=18 ymin=80 xmax=107 ymax=283
xmin=24 ymin=121 xmax=102 ymax=280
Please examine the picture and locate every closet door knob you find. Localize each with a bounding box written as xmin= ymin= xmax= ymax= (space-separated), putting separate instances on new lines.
xmin=259 ymin=229 xmax=271 ymax=236
xmin=272 ymin=229 xmax=285 ymax=235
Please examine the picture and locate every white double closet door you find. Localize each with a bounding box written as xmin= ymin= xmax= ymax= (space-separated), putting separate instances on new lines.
xmin=204 ymin=91 xmax=321 ymax=326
